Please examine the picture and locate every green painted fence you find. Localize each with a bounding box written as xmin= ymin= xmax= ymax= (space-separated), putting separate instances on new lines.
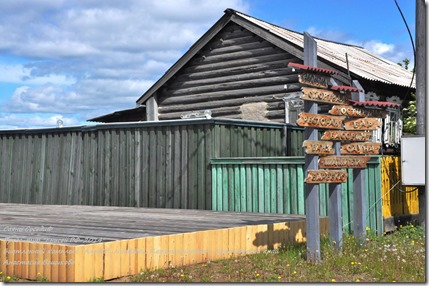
xmin=211 ymin=156 xmax=384 ymax=234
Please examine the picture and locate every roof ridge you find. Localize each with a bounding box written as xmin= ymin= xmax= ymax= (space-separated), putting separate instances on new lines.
xmin=226 ymin=8 xmax=364 ymax=49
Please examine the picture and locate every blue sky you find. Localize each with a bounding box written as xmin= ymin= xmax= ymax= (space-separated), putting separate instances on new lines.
xmin=0 ymin=0 xmax=416 ymax=129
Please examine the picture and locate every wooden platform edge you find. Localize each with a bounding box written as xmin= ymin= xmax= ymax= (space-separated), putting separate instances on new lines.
xmin=0 ymin=217 xmax=329 ymax=282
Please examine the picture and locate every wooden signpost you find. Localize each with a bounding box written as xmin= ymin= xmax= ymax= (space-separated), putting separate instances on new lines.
xmin=341 ymin=142 xmax=381 ymax=155
xmin=301 ymin=87 xmax=349 ymax=105
xmin=319 ymin=156 xmax=370 ymax=169
xmin=296 ymin=113 xmax=344 ymax=129
xmin=344 ymin=118 xmax=381 ymax=130
xmin=303 ymin=140 xmax=334 ymax=155
xmin=305 ymin=170 xmax=348 ymax=184
xmin=321 ymin=130 xmax=371 ymax=142
xmin=329 ymin=105 xmax=387 ymax=118
xmin=299 ymin=73 xmax=330 ymax=88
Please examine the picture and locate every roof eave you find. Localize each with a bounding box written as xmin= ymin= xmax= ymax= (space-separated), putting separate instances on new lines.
xmin=136 ymin=12 xmax=234 ymax=105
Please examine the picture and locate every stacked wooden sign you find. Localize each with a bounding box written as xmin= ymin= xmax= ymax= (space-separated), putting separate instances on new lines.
xmin=294 ymin=81 xmax=384 ymax=184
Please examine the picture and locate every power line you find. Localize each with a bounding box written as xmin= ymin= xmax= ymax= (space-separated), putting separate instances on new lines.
xmin=393 ymin=0 xmax=416 ymax=102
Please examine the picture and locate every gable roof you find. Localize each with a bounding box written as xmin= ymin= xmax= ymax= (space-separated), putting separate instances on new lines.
xmin=136 ymin=8 xmax=415 ymax=105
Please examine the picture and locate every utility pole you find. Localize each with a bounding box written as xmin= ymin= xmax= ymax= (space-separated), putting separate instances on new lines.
xmin=415 ymin=0 xmax=426 ymax=228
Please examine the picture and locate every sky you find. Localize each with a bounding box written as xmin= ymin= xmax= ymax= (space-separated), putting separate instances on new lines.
xmin=0 ymin=0 xmax=417 ymax=129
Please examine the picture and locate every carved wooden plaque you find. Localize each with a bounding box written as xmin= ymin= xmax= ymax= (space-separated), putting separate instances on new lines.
xmin=301 ymin=87 xmax=349 ymax=105
xmin=303 ymin=140 xmax=335 ymax=155
xmin=329 ymin=105 xmax=388 ymax=118
xmin=344 ymin=118 xmax=381 ymax=130
xmin=319 ymin=156 xmax=370 ymax=169
xmin=321 ymin=130 xmax=372 ymax=142
xmin=340 ymin=142 xmax=381 ymax=155
xmin=305 ymin=170 xmax=348 ymax=184
xmin=296 ymin=113 xmax=345 ymax=129
xmin=298 ymin=73 xmax=330 ymax=88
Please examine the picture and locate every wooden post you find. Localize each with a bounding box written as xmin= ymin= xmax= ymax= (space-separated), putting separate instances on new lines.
xmin=352 ymin=80 xmax=367 ymax=242
xmin=303 ymin=32 xmax=320 ymax=262
xmin=329 ymin=142 xmax=342 ymax=250
xmin=416 ymin=0 xmax=426 ymax=229
xmin=146 ymin=93 xmax=159 ymax=121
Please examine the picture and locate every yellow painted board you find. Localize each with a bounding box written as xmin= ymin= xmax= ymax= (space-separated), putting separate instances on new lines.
xmin=6 ymin=240 xmax=15 ymax=276
xmin=173 ymin=234 xmax=184 ymax=267
xmin=127 ymin=239 xmax=138 ymax=275
xmin=145 ymin=236 xmax=154 ymax=270
xmin=57 ymin=244 xmax=68 ymax=282
xmin=120 ymin=240 xmax=130 ymax=277
xmin=136 ymin=237 xmax=146 ymax=272
xmin=43 ymin=243 xmax=52 ymax=280
xmin=158 ymin=235 xmax=169 ymax=269
xmin=167 ymin=234 xmax=176 ymax=268
xmin=182 ymin=232 xmax=192 ymax=266
xmin=151 ymin=236 xmax=161 ymax=270
xmin=103 ymin=241 xmax=121 ymax=280
xmin=28 ymin=242 xmax=38 ymax=280
xmin=50 ymin=244 xmax=59 ymax=282
xmin=65 ymin=245 xmax=76 ymax=282
xmin=21 ymin=241 xmax=30 ymax=279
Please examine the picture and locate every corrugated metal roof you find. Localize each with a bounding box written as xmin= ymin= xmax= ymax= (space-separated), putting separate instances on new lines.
xmin=232 ymin=10 xmax=415 ymax=89
xmin=288 ymin=62 xmax=338 ymax=75
xmin=349 ymin=100 xmax=401 ymax=108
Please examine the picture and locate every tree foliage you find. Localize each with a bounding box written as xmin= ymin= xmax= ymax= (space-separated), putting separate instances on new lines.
xmin=398 ymin=58 xmax=416 ymax=135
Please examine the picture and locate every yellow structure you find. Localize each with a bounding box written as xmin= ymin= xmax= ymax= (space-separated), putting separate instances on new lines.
xmin=0 ymin=218 xmax=329 ymax=282
xmin=381 ymin=156 xmax=419 ymax=219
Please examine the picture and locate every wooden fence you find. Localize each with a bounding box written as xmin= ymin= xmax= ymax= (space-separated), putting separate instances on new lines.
xmin=211 ymin=156 xmax=384 ymax=234
xmin=0 ymin=119 xmax=300 ymax=209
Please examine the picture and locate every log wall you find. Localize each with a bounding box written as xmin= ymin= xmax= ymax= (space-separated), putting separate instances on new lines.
xmin=157 ymin=22 xmax=302 ymax=123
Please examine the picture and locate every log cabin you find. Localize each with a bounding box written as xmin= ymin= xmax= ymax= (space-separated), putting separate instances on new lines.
xmin=89 ymin=8 xmax=415 ymax=152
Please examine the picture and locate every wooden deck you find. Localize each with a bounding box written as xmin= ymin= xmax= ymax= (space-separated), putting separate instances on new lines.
xmin=0 ymin=204 xmax=329 ymax=282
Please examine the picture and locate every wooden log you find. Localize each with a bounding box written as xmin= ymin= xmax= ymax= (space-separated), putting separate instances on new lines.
xmin=160 ymin=84 xmax=301 ymax=106
xmin=164 ymin=74 xmax=300 ymax=96
xmin=209 ymin=34 xmax=259 ymax=49
xmin=159 ymin=94 xmax=281 ymax=113
xmin=158 ymin=106 xmax=242 ymax=120
xmin=190 ymin=46 xmax=281 ymax=66
xmin=203 ymin=40 xmax=273 ymax=57
xmin=298 ymin=73 xmax=330 ymax=89
xmin=183 ymin=53 xmax=290 ymax=73
xmin=169 ymin=67 xmax=296 ymax=90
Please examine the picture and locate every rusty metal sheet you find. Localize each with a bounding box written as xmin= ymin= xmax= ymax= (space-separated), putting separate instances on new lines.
xmin=301 ymin=87 xmax=349 ymax=105
xmin=321 ymin=130 xmax=372 ymax=142
xmin=298 ymin=73 xmax=330 ymax=88
xmin=318 ymin=156 xmax=370 ymax=169
xmin=303 ymin=140 xmax=334 ymax=155
xmin=305 ymin=169 xmax=348 ymax=184
xmin=344 ymin=118 xmax=381 ymax=130
xmin=296 ymin=113 xmax=344 ymax=129
xmin=328 ymin=105 xmax=388 ymax=118
xmin=341 ymin=142 xmax=381 ymax=155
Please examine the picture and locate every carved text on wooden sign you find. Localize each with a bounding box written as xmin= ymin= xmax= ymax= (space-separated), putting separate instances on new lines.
xmin=298 ymin=73 xmax=330 ymax=88
xmin=296 ymin=113 xmax=345 ymax=129
xmin=301 ymin=87 xmax=349 ymax=105
xmin=318 ymin=156 xmax=370 ymax=169
xmin=328 ymin=105 xmax=388 ymax=118
xmin=321 ymin=130 xmax=372 ymax=142
xmin=340 ymin=142 xmax=381 ymax=155
xmin=303 ymin=140 xmax=335 ymax=155
xmin=305 ymin=170 xmax=348 ymax=184
xmin=344 ymin=118 xmax=381 ymax=130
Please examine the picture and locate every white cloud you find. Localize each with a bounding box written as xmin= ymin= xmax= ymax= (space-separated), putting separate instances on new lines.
xmin=0 ymin=113 xmax=80 ymax=130
xmin=0 ymin=0 xmax=248 ymax=129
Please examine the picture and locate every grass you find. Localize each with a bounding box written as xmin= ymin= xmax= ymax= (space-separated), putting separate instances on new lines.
xmin=125 ymin=224 xmax=425 ymax=283
xmin=1 ymin=224 xmax=425 ymax=283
